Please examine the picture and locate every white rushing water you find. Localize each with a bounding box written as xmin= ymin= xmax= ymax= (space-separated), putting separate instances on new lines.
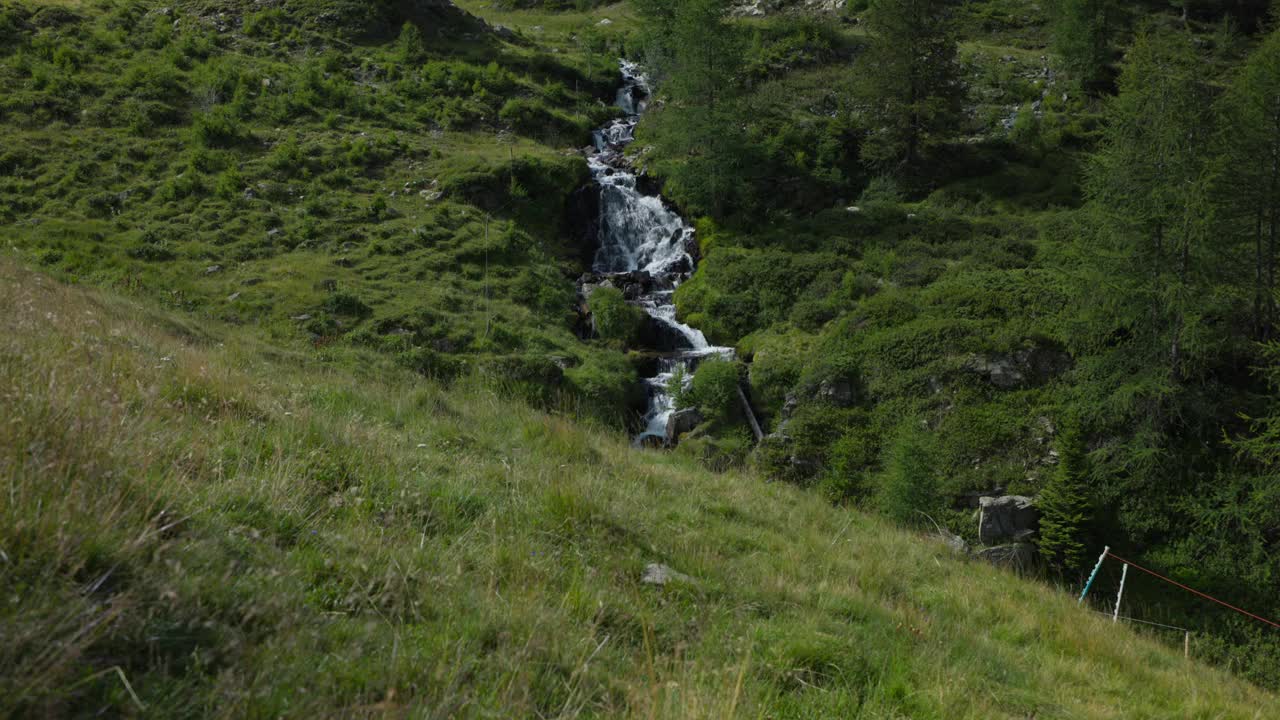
xmin=587 ymin=61 xmax=732 ymax=446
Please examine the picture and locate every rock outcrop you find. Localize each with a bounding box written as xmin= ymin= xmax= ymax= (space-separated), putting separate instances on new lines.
xmin=964 ymin=345 xmax=1072 ymax=389
xmin=665 ymin=408 xmax=704 ymax=446
xmin=978 ymin=495 xmax=1039 ymax=545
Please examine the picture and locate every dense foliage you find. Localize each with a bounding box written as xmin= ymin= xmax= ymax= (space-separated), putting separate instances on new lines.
xmin=634 ymin=0 xmax=1280 ymax=688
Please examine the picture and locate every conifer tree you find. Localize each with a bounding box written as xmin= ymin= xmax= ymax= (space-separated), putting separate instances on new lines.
xmin=1038 ymin=421 xmax=1091 ymax=575
xmin=635 ymin=0 xmax=752 ymax=217
xmin=855 ymin=0 xmax=964 ymax=174
xmin=1084 ymin=28 xmax=1217 ymax=385
xmin=1214 ymin=28 xmax=1280 ymax=338
xmin=1047 ymin=0 xmax=1119 ymax=88
xmin=1071 ymin=29 xmax=1222 ymax=527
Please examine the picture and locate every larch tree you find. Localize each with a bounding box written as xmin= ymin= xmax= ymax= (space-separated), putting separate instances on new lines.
xmin=1083 ymin=28 xmax=1219 ymax=387
xmin=855 ymin=0 xmax=965 ymax=175
xmin=635 ymin=0 xmax=752 ymax=217
xmin=1047 ymin=0 xmax=1120 ymax=88
xmin=1215 ymin=28 xmax=1280 ymax=338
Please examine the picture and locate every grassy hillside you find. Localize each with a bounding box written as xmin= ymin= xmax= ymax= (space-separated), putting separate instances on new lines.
xmin=0 ymin=0 xmax=645 ymax=421
xmin=3 ymin=255 xmax=1278 ymax=717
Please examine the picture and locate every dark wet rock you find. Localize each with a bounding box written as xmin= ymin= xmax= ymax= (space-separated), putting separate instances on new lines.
xmin=817 ymin=378 xmax=856 ymax=407
xmin=665 ymin=408 xmax=704 ymax=446
xmin=637 ymin=314 xmax=696 ymax=352
xmin=567 ymin=184 xmax=601 ymax=266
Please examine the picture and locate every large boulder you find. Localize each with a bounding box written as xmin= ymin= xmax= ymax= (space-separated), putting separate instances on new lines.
xmin=665 ymin=408 xmax=704 ymax=446
xmin=978 ymin=495 xmax=1038 ymax=545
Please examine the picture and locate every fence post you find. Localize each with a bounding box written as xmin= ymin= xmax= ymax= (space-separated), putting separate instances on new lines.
xmin=1113 ymin=563 xmax=1129 ymax=623
xmin=1079 ymin=546 xmax=1110 ymax=606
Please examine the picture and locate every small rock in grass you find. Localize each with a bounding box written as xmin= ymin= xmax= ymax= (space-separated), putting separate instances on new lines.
xmin=642 ymin=563 xmax=693 ymax=587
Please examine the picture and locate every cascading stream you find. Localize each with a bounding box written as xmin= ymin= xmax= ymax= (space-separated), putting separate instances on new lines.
xmin=585 ymin=61 xmax=732 ymax=447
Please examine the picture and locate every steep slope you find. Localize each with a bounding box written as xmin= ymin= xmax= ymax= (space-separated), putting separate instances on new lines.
xmin=0 ymin=0 xmax=641 ymax=422
xmin=3 ymin=256 xmax=1276 ymax=718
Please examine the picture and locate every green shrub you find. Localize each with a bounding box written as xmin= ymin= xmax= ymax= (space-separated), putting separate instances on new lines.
xmin=498 ymin=97 xmax=590 ymax=144
xmin=214 ymin=167 xmax=243 ymax=201
xmin=564 ymin=352 xmax=640 ymax=422
xmin=587 ymin=287 xmax=644 ymax=346
xmin=127 ymin=242 xmax=176 ymax=262
xmin=191 ymin=107 xmax=248 ymax=147
xmin=685 ymin=359 xmax=741 ymax=421
xmin=875 ymin=420 xmax=940 ymax=527
xmin=323 ymin=292 xmax=372 ymax=318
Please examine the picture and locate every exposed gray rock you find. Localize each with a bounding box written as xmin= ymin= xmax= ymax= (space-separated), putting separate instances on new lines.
xmin=978 ymin=495 xmax=1039 ymax=545
xmin=665 ymin=408 xmax=704 ymax=446
xmin=938 ymin=529 xmax=969 ymax=556
xmin=732 ymin=0 xmax=845 ymax=17
xmin=976 ymin=543 xmax=1036 ymax=571
xmin=965 ymin=345 xmax=1072 ymax=389
xmin=965 ymin=355 xmax=1025 ymax=389
xmin=817 ymin=378 xmax=856 ymax=407
xmin=641 ymin=563 xmax=693 ymax=587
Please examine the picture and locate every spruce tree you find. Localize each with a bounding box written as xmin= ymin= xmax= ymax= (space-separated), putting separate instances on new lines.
xmin=1037 ymin=421 xmax=1091 ymax=576
xmin=855 ymin=0 xmax=964 ymax=174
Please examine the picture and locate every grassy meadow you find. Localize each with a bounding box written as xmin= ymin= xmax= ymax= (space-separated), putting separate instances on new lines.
xmin=3 ymin=254 xmax=1277 ymax=717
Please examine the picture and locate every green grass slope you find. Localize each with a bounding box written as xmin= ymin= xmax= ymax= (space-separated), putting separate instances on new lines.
xmin=0 ymin=0 xmax=642 ymax=422
xmin=3 ymin=256 xmax=1276 ymax=717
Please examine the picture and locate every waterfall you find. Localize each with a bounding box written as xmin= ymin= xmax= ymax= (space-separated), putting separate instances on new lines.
xmin=584 ymin=61 xmax=733 ymax=447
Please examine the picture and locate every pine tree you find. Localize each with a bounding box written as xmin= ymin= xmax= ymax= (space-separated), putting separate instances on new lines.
xmin=855 ymin=0 xmax=964 ymax=174
xmin=876 ymin=420 xmax=939 ymax=527
xmin=1037 ymin=421 xmax=1091 ymax=575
